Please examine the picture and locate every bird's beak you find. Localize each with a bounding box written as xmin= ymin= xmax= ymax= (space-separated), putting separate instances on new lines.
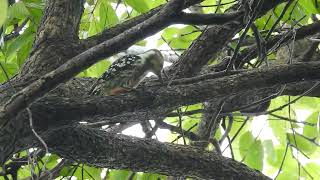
xmin=157 ymin=71 xmax=163 ymax=84
xmin=158 ymin=75 xmax=163 ymax=84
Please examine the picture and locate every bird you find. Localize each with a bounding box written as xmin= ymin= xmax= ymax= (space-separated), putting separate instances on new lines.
xmin=89 ymin=49 xmax=164 ymax=95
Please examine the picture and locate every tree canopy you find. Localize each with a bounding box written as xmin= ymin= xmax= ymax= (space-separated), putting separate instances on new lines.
xmin=0 ymin=0 xmax=319 ymax=179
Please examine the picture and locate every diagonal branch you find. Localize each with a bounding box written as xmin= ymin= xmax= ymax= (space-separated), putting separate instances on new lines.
xmin=80 ymin=0 xmax=204 ymax=49
xmin=172 ymin=11 xmax=244 ymax=25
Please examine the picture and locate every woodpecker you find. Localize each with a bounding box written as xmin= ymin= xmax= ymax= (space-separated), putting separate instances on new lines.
xmin=90 ymin=49 xmax=164 ymax=95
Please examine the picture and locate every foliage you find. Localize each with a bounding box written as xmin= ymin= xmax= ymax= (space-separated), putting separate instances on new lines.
xmin=0 ymin=0 xmax=8 ymax=27
xmin=0 ymin=0 xmax=320 ymax=179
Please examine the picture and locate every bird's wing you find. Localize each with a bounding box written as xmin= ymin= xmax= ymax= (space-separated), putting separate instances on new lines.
xmin=101 ymin=55 xmax=142 ymax=81
xmin=88 ymin=55 xmax=142 ymax=95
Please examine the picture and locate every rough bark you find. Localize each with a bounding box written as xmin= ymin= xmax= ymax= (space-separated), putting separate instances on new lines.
xmin=42 ymin=125 xmax=271 ymax=180
xmin=0 ymin=0 xmax=319 ymax=179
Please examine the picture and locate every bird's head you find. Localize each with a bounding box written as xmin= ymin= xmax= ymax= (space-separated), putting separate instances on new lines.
xmin=139 ymin=49 xmax=164 ymax=78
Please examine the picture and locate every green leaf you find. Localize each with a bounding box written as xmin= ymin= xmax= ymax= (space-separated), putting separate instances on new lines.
xmin=24 ymin=2 xmax=45 ymax=10
xmin=59 ymin=165 xmax=74 ymax=177
xmin=287 ymin=2 xmax=308 ymax=25
xmin=136 ymin=172 xmax=167 ymax=180
xmin=229 ymin=116 xmax=250 ymax=138
xmin=246 ymin=140 xmax=264 ymax=170
xmin=179 ymin=26 xmax=201 ymax=41
xmin=266 ymin=147 xmax=284 ymax=167
xmin=158 ymin=26 xmax=200 ymax=49
xmin=0 ymin=62 xmax=18 ymax=83
xmin=59 ymin=164 xmax=102 ymax=179
xmin=41 ymin=154 xmax=60 ymax=169
xmin=73 ymin=165 xmax=102 ymax=180
xmin=263 ymin=140 xmax=275 ymax=163
xmin=99 ymin=1 xmax=118 ymax=28
xmin=304 ymin=163 xmax=320 ymax=178
xmin=268 ymin=97 xmax=293 ymax=144
xmin=239 ymin=131 xmax=254 ymax=156
xmin=182 ymin=117 xmax=198 ymax=133
xmin=108 ymin=170 xmax=131 ymax=179
xmin=10 ymin=2 xmax=30 ymax=19
xmin=86 ymin=0 xmax=94 ymax=5
xmin=136 ymin=40 xmax=147 ymax=46
xmin=298 ymin=0 xmax=319 ymax=14
xmin=80 ymin=59 xmax=110 ymax=78
xmin=239 ymin=131 xmax=264 ymax=170
xmin=124 ymin=0 xmax=149 ymax=13
xmin=276 ymin=170 xmax=299 ymax=180
xmin=275 ymin=148 xmax=300 ymax=180
xmin=17 ymin=165 xmax=32 ymax=179
xmin=79 ymin=8 xmax=90 ymax=35
xmin=25 ymin=2 xmax=44 ymax=23
xmin=287 ymin=133 xmax=317 ymax=155
xmin=88 ymin=17 xmax=99 ymax=36
xmin=292 ymin=97 xmax=320 ymax=111
xmin=6 ymin=27 xmax=35 ymax=58
xmin=16 ymin=35 xmax=33 ymax=67
xmin=303 ymin=112 xmax=319 ymax=139
xmin=0 ymin=0 xmax=8 ymax=27
xmin=159 ymin=27 xmax=179 ymax=41
xmin=149 ymin=0 xmax=166 ymax=8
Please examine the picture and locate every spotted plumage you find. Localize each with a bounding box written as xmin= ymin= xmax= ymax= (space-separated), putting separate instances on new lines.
xmin=101 ymin=55 xmax=141 ymax=80
xmin=89 ymin=49 xmax=164 ymax=95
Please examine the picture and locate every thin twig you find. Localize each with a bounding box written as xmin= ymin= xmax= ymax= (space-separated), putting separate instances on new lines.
xmin=227 ymin=0 xmax=263 ymax=70
xmin=269 ymin=113 xmax=316 ymax=126
xmin=222 ymin=116 xmax=250 ymax=153
xmin=274 ymin=143 xmax=289 ymax=179
xmin=265 ymin=0 xmax=295 ymax=40
xmin=27 ymin=108 xmax=50 ymax=178
xmin=267 ymin=82 xmax=320 ymax=114
xmin=219 ymin=114 xmax=233 ymax=145
xmin=194 ymin=0 xmax=237 ymax=8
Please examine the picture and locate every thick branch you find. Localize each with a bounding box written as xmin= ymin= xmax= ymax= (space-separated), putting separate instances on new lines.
xmin=43 ymin=125 xmax=271 ymax=180
xmin=2 ymin=0 xmax=287 ymax=126
xmin=33 ymin=0 xmax=83 ymax=46
xmin=0 ymin=0 xmax=185 ymax=124
xmin=17 ymin=0 xmax=85 ymax=79
xmin=172 ymin=11 xmax=244 ymax=25
xmin=28 ymin=62 xmax=320 ymax=127
xmin=2 ymin=63 xmax=320 ymax=163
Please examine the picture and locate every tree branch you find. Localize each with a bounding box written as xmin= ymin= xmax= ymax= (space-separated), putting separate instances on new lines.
xmin=2 ymin=63 xmax=320 ymax=163
xmin=33 ymin=0 xmax=84 ymax=46
xmin=166 ymin=0 xmax=289 ymax=78
xmin=80 ymin=0 xmax=204 ymax=50
xmin=236 ymin=22 xmax=320 ymax=67
xmin=172 ymin=11 xmax=244 ymax=25
xmin=16 ymin=0 xmax=86 ymax=80
xmin=0 ymin=0 xmax=186 ymax=124
xmin=42 ymin=125 xmax=271 ymax=180
xmin=25 ymin=62 xmax=320 ymax=128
